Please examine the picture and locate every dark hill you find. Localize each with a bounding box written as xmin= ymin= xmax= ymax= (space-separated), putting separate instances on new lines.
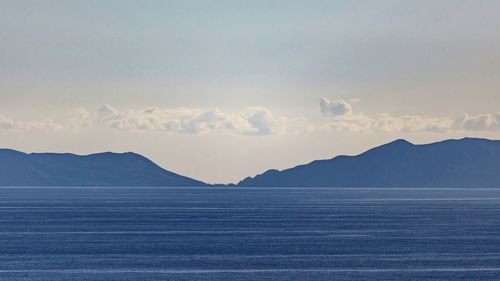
xmin=238 ymin=138 xmax=500 ymax=188
xmin=0 ymin=149 xmax=206 ymax=187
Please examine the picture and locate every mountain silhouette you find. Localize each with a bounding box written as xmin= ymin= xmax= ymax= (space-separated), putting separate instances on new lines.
xmin=0 ymin=149 xmax=206 ymax=187
xmin=238 ymin=138 xmax=500 ymax=188
xmin=1 ymin=138 xmax=499 ymax=187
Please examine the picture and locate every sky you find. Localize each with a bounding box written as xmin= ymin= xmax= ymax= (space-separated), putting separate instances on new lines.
xmin=1 ymin=0 xmax=499 ymax=183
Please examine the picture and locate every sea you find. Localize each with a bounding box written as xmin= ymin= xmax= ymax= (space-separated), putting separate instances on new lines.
xmin=1 ymin=187 xmax=500 ymax=280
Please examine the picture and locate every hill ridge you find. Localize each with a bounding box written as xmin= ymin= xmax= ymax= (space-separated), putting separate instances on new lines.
xmin=237 ymin=137 xmax=500 ymax=188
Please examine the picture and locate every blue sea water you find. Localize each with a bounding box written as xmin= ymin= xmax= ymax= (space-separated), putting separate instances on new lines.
xmin=1 ymin=187 xmax=500 ymax=280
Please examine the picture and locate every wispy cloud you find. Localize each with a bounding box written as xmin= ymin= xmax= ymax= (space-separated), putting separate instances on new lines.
xmin=0 ymin=104 xmax=294 ymax=136
xmin=0 ymin=113 xmax=63 ymax=132
xmin=1 ymin=100 xmax=498 ymax=136
xmin=94 ymin=104 xmax=287 ymax=136
xmin=453 ymin=113 xmax=500 ymax=131
xmin=319 ymin=97 xmax=353 ymax=117
xmin=319 ymin=97 xmax=499 ymax=133
xmin=0 ymin=114 xmax=16 ymax=130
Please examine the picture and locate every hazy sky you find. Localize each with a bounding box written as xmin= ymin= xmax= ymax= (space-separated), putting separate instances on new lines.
xmin=1 ymin=0 xmax=499 ymax=183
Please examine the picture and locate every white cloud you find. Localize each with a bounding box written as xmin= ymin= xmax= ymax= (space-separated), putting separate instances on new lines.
xmin=325 ymin=113 xmax=373 ymax=132
xmin=244 ymin=107 xmax=286 ymax=136
xmin=0 ymin=113 xmax=63 ymax=132
xmin=0 ymin=114 xmax=16 ymax=130
xmin=67 ymin=107 xmax=92 ymax=128
xmin=23 ymin=119 xmax=64 ymax=131
xmin=373 ymin=114 xmax=453 ymax=133
xmin=319 ymin=98 xmax=497 ymax=133
xmin=319 ymin=97 xmax=353 ymax=117
xmin=453 ymin=113 xmax=499 ymax=131
xmin=319 ymin=97 xmax=373 ymax=131
xmin=95 ymin=105 xmax=288 ymax=136
xmin=2 ymin=101 xmax=498 ymax=136
xmin=1 ymin=105 xmax=288 ymax=136
xmin=324 ymin=113 xmax=452 ymax=133
xmin=98 ymin=104 xmax=119 ymax=118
